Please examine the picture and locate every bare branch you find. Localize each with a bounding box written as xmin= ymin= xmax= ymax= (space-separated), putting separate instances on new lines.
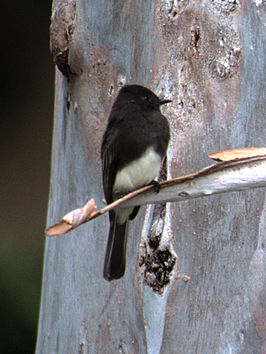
xmin=45 ymin=151 xmax=266 ymax=236
xmin=123 ymin=155 xmax=266 ymax=207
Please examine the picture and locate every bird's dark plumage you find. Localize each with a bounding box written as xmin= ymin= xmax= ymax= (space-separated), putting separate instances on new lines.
xmin=101 ymin=84 xmax=171 ymax=281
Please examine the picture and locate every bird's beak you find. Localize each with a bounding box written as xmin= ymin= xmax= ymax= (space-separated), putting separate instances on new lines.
xmin=160 ymin=99 xmax=172 ymax=105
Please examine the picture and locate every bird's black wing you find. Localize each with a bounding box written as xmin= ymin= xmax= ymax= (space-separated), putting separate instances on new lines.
xmin=101 ymin=119 xmax=120 ymax=205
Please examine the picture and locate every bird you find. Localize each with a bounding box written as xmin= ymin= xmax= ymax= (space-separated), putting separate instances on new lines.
xmin=101 ymin=84 xmax=171 ymax=281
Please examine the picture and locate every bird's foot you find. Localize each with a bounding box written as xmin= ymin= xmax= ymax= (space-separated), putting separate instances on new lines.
xmin=150 ymin=180 xmax=160 ymax=193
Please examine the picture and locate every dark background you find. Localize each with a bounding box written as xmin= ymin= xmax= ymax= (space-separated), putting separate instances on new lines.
xmin=1 ymin=1 xmax=54 ymax=353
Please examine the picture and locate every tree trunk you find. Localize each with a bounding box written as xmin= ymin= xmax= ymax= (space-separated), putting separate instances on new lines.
xmin=37 ymin=1 xmax=265 ymax=353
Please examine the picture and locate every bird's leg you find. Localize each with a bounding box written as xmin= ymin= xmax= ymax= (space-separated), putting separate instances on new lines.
xmin=149 ymin=180 xmax=160 ymax=193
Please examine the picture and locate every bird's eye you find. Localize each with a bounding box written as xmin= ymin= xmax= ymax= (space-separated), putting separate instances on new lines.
xmin=143 ymin=95 xmax=151 ymax=102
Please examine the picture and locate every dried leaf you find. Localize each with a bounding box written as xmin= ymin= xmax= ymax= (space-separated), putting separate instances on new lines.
xmin=208 ymin=147 xmax=266 ymax=161
xmin=45 ymin=199 xmax=96 ymax=236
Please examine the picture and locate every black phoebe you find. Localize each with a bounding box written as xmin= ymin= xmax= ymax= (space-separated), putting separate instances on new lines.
xmin=101 ymin=84 xmax=171 ymax=281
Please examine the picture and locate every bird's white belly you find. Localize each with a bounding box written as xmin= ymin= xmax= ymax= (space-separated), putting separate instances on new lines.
xmin=113 ymin=147 xmax=161 ymax=193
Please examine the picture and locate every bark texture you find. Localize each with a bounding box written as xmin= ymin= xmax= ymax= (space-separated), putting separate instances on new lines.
xmin=37 ymin=1 xmax=265 ymax=353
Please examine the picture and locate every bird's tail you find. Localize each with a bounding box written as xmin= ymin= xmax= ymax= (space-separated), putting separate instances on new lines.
xmin=103 ymin=214 xmax=128 ymax=281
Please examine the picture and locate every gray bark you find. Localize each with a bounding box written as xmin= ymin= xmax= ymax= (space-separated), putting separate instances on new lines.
xmin=37 ymin=1 xmax=265 ymax=353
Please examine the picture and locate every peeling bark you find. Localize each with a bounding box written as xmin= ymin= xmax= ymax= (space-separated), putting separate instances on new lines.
xmin=37 ymin=1 xmax=265 ymax=353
